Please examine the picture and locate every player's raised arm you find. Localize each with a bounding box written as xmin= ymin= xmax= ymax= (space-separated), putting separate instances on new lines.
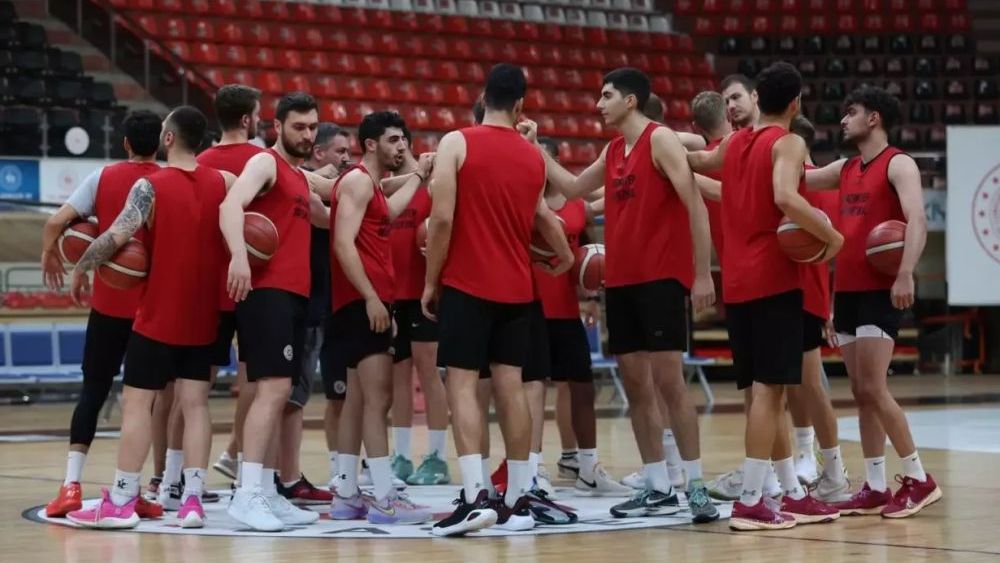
xmin=388 ymin=152 xmax=435 ymax=220
xmin=686 ymin=133 xmax=730 ymax=174
xmin=804 ymin=158 xmax=847 ymax=191
xmin=542 ymin=143 xmax=608 ymax=200
xmin=772 ymin=135 xmax=843 ymax=262
xmin=887 ymin=154 xmax=927 ymax=309
xmin=422 ymin=131 xmax=462 ymax=320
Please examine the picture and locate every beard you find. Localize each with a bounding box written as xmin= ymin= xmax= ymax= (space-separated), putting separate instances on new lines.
xmin=281 ymin=131 xmax=313 ymax=159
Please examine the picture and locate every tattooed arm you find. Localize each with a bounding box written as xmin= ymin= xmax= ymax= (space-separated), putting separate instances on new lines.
xmin=69 ymin=178 xmax=154 ymax=305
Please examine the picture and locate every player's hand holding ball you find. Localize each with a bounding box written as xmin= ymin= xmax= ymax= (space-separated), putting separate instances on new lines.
xmin=227 ymin=255 xmax=252 ymax=302
xmin=691 ymin=273 xmax=716 ymax=314
xmin=366 ymin=295 xmax=391 ymax=333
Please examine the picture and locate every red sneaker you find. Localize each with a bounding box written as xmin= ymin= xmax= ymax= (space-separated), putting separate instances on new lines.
xmin=780 ymin=494 xmax=840 ymax=524
xmin=833 ymin=482 xmax=893 ymax=516
xmin=881 ymin=474 xmax=943 ymax=519
xmin=136 ymin=496 xmax=164 ymax=519
xmin=491 ymin=459 xmax=508 ymax=496
xmin=278 ymin=474 xmax=334 ymax=505
xmin=45 ymin=482 xmax=82 ymax=518
xmin=729 ymin=499 xmax=797 ymax=531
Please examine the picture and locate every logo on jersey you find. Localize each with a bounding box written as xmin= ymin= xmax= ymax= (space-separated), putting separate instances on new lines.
xmin=973 ymin=164 xmax=1000 ymax=265
xmin=283 ymin=345 xmax=294 ymax=361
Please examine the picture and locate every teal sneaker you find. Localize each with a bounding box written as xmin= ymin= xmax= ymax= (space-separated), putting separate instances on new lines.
xmin=686 ymin=479 xmax=720 ymax=524
xmin=406 ymin=452 xmax=451 ymax=486
xmin=391 ymin=454 xmax=414 ymax=482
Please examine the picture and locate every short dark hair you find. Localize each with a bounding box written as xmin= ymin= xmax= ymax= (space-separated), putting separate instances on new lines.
xmin=484 ymin=64 xmax=527 ymax=112
xmin=603 ymin=67 xmax=651 ymax=110
xmin=843 ymin=85 xmax=902 ymax=131
xmin=790 ymin=115 xmax=816 ymax=148
xmin=472 ymin=94 xmax=485 ymax=124
xmin=165 ymin=106 xmax=207 ymax=152
xmin=538 ymin=136 xmax=559 ymax=159
xmin=754 ymin=62 xmax=802 ymax=115
xmin=121 ymin=109 xmax=161 ymax=157
xmin=275 ymin=91 xmax=318 ymax=122
xmin=720 ymin=74 xmax=755 ymax=93
xmin=401 ymin=124 xmax=413 ymax=146
xmin=214 ymin=84 xmax=260 ymax=132
xmin=314 ymin=123 xmax=341 ymax=147
xmin=358 ymin=111 xmax=406 ymax=150
xmin=642 ymin=93 xmax=664 ymax=122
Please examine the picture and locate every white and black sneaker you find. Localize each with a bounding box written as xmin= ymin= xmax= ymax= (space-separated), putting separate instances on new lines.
xmin=574 ymin=464 xmax=633 ymax=497
xmin=557 ymin=454 xmax=580 ymax=480
xmin=610 ymin=488 xmax=682 ymax=518
xmin=157 ymin=481 xmax=182 ymax=511
xmin=430 ymin=489 xmax=497 ymax=537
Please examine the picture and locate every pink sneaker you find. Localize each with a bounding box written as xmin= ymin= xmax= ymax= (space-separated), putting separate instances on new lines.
xmin=66 ymin=488 xmax=140 ymax=529
xmin=178 ymin=495 xmax=205 ymax=528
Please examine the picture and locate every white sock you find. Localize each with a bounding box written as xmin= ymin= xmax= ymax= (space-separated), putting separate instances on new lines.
xmin=578 ymin=448 xmax=598 ymax=481
xmin=338 ymin=454 xmax=360 ymax=497
xmin=764 ymin=464 xmax=780 ymax=493
xmin=644 ymin=460 xmax=673 ymax=494
xmin=681 ymin=459 xmax=703 ymax=484
xmin=262 ymin=468 xmax=277 ymax=496
xmin=240 ymin=462 xmax=262 ymax=493
xmin=182 ymin=468 xmax=205 ymax=502
xmin=901 ymin=451 xmax=927 ymax=482
xmin=110 ymin=469 xmax=141 ymax=506
xmin=774 ymin=457 xmax=806 ymax=500
xmin=821 ymin=446 xmax=846 ymax=483
xmin=561 ymin=449 xmax=578 ymax=461
xmin=236 ymin=452 xmax=243 ymax=487
xmin=164 ymin=448 xmax=183 ymax=486
xmin=428 ymin=430 xmax=447 ymax=458
xmin=739 ymin=458 xmax=770 ymax=506
xmin=505 ymin=459 xmax=530 ymax=508
xmin=865 ymin=456 xmax=887 ymax=492
xmin=392 ymin=427 xmax=412 ymax=459
xmin=528 ymin=451 xmax=540 ymax=478
xmin=482 ymin=457 xmax=496 ymax=496
xmin=328 ymin=451 xmax=338 ymax=483
xmin=65 ymin=451 xmax=86 ymax=485
xmin=662 ymin=429 xmax=682 ymax=469
xmin=794 ymin=427 xmax=815 ymax=457
xmin=458 ymin=454 xmax=484 ymax=501
xmin=282 ymin=478 xmax=300 ymax=488
xmin=368 ymin=456 xmax=393 ymax=501
xmin=219 ymin=451 xmax=233 ymax=463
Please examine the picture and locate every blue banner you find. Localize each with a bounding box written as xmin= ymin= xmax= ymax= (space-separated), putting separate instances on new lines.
xmin=0 ymin=159 xmax=41 ymax=201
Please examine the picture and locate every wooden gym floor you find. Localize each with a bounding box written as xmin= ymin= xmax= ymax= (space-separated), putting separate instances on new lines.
xmin=1 ymin=374 xmax=998 ymax=563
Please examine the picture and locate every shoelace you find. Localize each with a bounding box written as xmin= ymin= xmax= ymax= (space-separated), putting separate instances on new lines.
xmin=890 ymin=474 xmax=916 ymax=503
xmin=688 ymin=486 xmax=710 ymax=507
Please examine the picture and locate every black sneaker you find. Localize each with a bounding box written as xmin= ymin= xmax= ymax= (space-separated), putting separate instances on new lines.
xmin=490 ymin=495 xmax=535 ymax=531
xmin=431 ymin=489 xmax=498 ymax=537
xmin=526 ymin=488 xmax=578 ymax=525
xmin=610 ymin=488 xmax=682 ymax=518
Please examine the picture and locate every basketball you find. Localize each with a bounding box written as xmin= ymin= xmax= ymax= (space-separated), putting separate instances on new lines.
xmin=571 ymin=243 xmax=605 ymax=292
xmin=244 ymin=212 xmax=278 ymax=267
xmin=415 ymin=218 xmax=428 ymax=256
xmin=530 ymin=216 xmax=566 ymax=262
xmin=97 ymin=238 xmax=148 ymax=290
xmin=57 ymin=220 xmax=99 ymax=264
xmin=866 ymin=220 xmax=907 ymax=276
xmin=777 ymin=209 xmax=831 ymax=263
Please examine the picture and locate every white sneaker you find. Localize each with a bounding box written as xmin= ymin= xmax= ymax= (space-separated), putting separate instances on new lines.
xmin=667 ymin=464 xmax=686 ymax=489
xmin=157 ymin=481 xmax=182 ymax=511
xmin=813 ymin=473 xmax=852 ymax=504
xmin=213 ymin=452 xmax=238 ymax=480
xmin=706 ymin=469 xmax=742 ymax=501
xmin=621 ymin=470 xmax=645 ymax=490
xmin=267 ymin=492 xmax=320 ymax=525
xmin=535 ymin=464 xmax=556 ymax=498
xmin=557 ymin=455 xmax=580 ymax=479
xmin=227 ymin=487 xmax=283 ymax=532
xmin=575 ymin=464 xmax=633 ymax=497
xmin=359 ymin=461 xmax=406 ymax=489
xmin=795 ymin=451 xmax=820 ymax=486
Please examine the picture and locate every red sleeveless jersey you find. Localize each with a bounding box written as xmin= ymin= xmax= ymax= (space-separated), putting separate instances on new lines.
xmin=132 ymin=166 xmax=227 ymax=345
xmin=197 ymin=142 xmax=265 ymax=312
xmin=703 ymin=137 xmax=725 ymax=258
xmin=604 ymin=122 xmax=693 ymax=289
xmin=533 ymin=199 xmax=586 ymax=319
xmin=389 ymin=186 xmax=430 ymax=301
xmin=245 ymin=148 xmax=311 ymax=298
xmin=721 ymin=126 xmax=803 ymax=303
xmin=801 ymin=171 xmax=839 ymax=320
xmin=835 ymin=146 xmax=907 ymax=292
xmin=329 ymin=164 xmax=395 ymax=311
xmin=91 ymin=161 xmax=160 ymax=319
xmin=442 ymin=125 xmax=545 ymax=303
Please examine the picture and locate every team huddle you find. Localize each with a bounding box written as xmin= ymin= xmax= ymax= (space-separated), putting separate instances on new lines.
xmin=37 ymin=61 xmax=939 ymax=535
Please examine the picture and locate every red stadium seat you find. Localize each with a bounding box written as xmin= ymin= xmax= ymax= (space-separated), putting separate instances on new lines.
xmin=315 ymin=5 xmax=343 ymax=25
xmin=862 ymin=0 xmax=882 ymax=10
xmin=300 ymin=27 xmax=325 ymax=50
xmin=703 ymin=0 xmax=724 ymax=13
xmin=441 ymin=15 xmax=466 ymax=35
xmin=370 ymin=79 xmax=393 ymax=102
xmin=278 ymin=49 xmax=303 ymax=72
xmin=675 ymin=0 xmax=696 ymax=16
xmin=493 ymin=20 xmax=519 ymax=40
xmin=342 ymin=8 xmax=368 ymax=27
xmin=249 ymin=47 xmax=277 ymax=69
xmin=190 ymin=20 xmax=215 ymax=42
xmin=411 ymin=60 xmax=434 ymax=81
xmin=562 ymin=26 xmax=587 ymax=45
xmin=920 ymin=13 xmax=940 ymax=33
xmin=260 ymin=0 xmax=289 ymax=21
xmin=273 ymin=24 xmax=299 ymax=49
xmin=693 ymin=17 xmax=716 ymax=36
xmin=429 ymin=108 xmax=456 ymax=130
xmin=164 ymin=40 xmax=190 ymax=61
xmin=419 ymin=83 xmax=445 ymax=105
xmin=581 ymin=70 xmax=604 ymax=90
xmin=330 ymin=54 xmax=356 ymax=75
xmin=283 ymin=74 xmax=310 ymax=94
xmin=554 ymin=115 xmax=580 ymax=137
xmin=948 ymin=13 xmax=969 ymax=32
xmin=675 ymin=77 xmax=695 ymax=98
xmin=585 ymin=49 xmax=607 ymax=69
xmin=864 ymin=14 xmax=885 ymax=32
xmin=156 ymin=0 xmax=184 ymax=12
xmin=729 ymin=0 xmax=751 ymax=14
xmin=580 ymin=117 xmax=604 ymax=138
xmin=162 ymin=17 xmax=187 ymax=40
xmin=674 ymin=56 xmax=694 ymax=76
xmin=573 ymin=142 xmax=599 ymax=165
xmin=197 ymin=43 xmax=224 ymax=65
xmin=110 ymin=0 xmax=151 ymax=8
xmin=432 ymin=61 xmax=460 ymax=82
xmin=369 ymin=9 xmax=394 ymax=30
xmin=134 ymin=14 xmax=159 ymax=37
xmin=233 ymin=0 xmax=262 ymax=19
xmin=352 ymin=31 xmax=377 ymax=55
xmin=443 ymin=83 xmax=472 ymax=105
xmin=304 ymin=51 xmax=330 ymax=73
xmin=605 ymin=49 xmax=629 ymax=69
xmin=288 ymin=2 xmax=316 ymax=22
xmin=245 ymin=22 xmax=271 ymax=46
xmin=469 ymin=17 xmax=492 ymax=36
xmin=808 ymin=14 xmax=830 ymax=33
xmin=676 ymin=35 xmax=694 ymax=53
xmin=201 ymin=67 xmax=224 ymax=87
xmin=342 ymin=78 xmax=367 ymax=100
xmin=780 ymin=15 xmax=802 ymax=34
xmin=649 ymin=55 xmax=672 ymax=74
xmin=525 ymin=90 xmax=547 ymax=112
xmin=569 ymin=92 xmax=594 ymax=113
xmin=892 ymin=14 xmax=912 ymax=32
xmin=558 ymin=141 xmax=575 ymax=164
xmin=319 ymin=100 xmax=349 ymax=124
xmin=539 ymin=23 xmax=563 ymax=43
xmin=837 ymin=14 xmax=857 ymax=34
xmin=834 ymin=0 xmax=855 ymax=11
xmin=725 ymin=17 xmax=746 ymax=35
xmin=887 ymin=0 xmax=906 ymax=10
xmin=585 ymin=28 xmax=608 ymax=47
xmin=256 ymin=71 xmax=283 ymax=94
xmin=412 ymin=133 xmax=440 ymax=154
xmin=312 ymin=76 xmax=341 ymax=98
xmin=550 ymin=91 xmax=573 ymax=113
xmin=652 ymin=76 xmax=674 ymax=97
xmin=400 ymin=106 xmax=430 ymax=130
xmin=669 ymin=99 xmax=692 ymax=121
xmin=651 ymin=33 xmax=675 ymax=52
xmin=461 ymin=62 xmax=486 ymax=84
xmin=356 ymin=55 xmax=382 ymax=76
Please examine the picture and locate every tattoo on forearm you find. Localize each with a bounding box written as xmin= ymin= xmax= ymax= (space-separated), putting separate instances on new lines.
xmin=74 ymin=179 xmax=154 ymax=273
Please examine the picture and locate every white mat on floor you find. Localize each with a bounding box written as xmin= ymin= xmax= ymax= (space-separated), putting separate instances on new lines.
xmin=838 ymin=407 xmax=1000 ymax=453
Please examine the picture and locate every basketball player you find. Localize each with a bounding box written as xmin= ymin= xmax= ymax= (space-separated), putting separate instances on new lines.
xmin=387 ymin=137 xmax=452 ymax=487
xmin=721 ymin=74 xmax=759 ymax=130
xmin=41 ymin=111 xmax=162 ymax=519
xmin=688 ymin=62 xmax=843 ymax=530
xmin=540 ymin=68 xmax=718 ymax=523
xmin=66 ymin=106 xmax=231 ymax=529
xmin=220 ymin=92 xmax=327 ymax=531
xmin=424 ymin=64 xmax=574 ymax=536
xmin=804 ymin=85 xmax=937 ymax=518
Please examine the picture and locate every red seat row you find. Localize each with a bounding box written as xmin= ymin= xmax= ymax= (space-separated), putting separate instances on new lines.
xmin=676 ymin=0 xmax=965 ymax=15
xmin=693 ymin=11 xmax=969 ymax=35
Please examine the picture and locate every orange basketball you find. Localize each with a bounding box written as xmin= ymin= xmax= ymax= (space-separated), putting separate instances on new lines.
xmin=415 ymin=218 xmax=428 ymax=256
xmin=777 ymin=209 xmax=831 ymax=263
xmin=58 ymin=220 xmax=99 ymax=264
xmin=244 ymin=212 xmax=278 ymax=267
xmin=530 ymin=216 xmax=566 ymax=262
xmin=98 ymin=239 xmax=148 ymax=290
xmin=571 ymin=243 xmax=605 ymax=292
xmin=866 ymin=220 xmax=906 ymax=276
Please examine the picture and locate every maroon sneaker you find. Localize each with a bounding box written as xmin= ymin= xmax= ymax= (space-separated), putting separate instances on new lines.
xmin=278 ymin=474 xmax=334 ymax=505
xmin=729 ymin=499 xmax=797 ymax=531
xmin=780 ymin=494 xmax=840 ymax=524
xmin=833 ymin=482 xmax=893 ymax=516
xmin=881 ymin=474 xmax=943 ymax=519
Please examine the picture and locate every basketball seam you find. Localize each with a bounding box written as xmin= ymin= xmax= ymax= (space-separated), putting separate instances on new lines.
xmin=246 ymin=244 xmax=272 ymax=261
xmin=58 ymin=231 xmax=97 ymax=263
xmin=866 ymin=241 xmax=905 ymax=256
xmin=101 ymin=261 xmax=147 ymax=278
